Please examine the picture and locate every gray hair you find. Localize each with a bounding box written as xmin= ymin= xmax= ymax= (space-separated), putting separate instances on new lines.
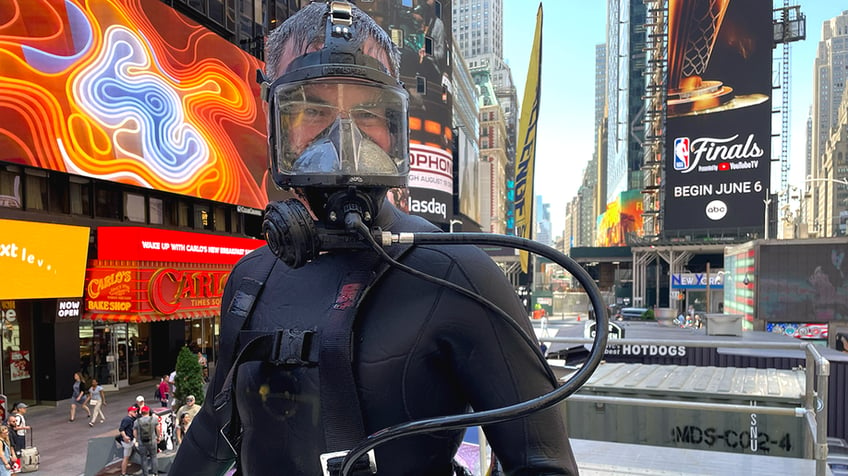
xmin=264 ymin=2 xmax=400 ymax=81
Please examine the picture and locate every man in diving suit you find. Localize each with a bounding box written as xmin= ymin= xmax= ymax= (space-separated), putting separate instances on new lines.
xmin=170 ymin=2 xmax=579 ymax=475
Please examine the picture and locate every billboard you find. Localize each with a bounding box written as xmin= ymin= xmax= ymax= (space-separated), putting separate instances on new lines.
xmin=663 ymin=0 xmax=772 ymax=234
xmin=359 ymin=0 xmax=454 ymax=225
xmin=0 ymin=0 xmax=274 ymax=209
xmin=97 ymin=227 xmax=264 ymax=265
xmin=85 ymin=260 xmax=232 ymax=319
xmin=597 ymin=189 xmax=644 ymax=247
xmin=0 ymin=219 xmax=90 ymax=300
xmin=759 ymin=242 xmax=848 ymax=323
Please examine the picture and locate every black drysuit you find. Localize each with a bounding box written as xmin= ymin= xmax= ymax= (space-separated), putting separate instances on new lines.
xmin=170 ymin=203 xmax=579 ymax=475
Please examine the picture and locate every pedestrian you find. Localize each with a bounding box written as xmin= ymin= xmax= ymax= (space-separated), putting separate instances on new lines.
xmin=175 ymin=395 xmax=200 ymax=422
xmin=157 ymin=375 xmax=171 ymax=408
xmin=118 ymin=406 xmax=137 ymax=476
xmin=6 ymin=403 xmax=28 ymax=462
xmin=133 ymin=395 xmax=145 ymax=413
xmin=70 ymin=372 xmax=91 ymax=422
xmin=171 ymin=2 xmax=578 ymax=474
xmin=175 ymin=412 xmax=191 ymax=446
xmin=0 ymin=426 xmax=13 ymax=476
xmin=86 ymin=378 xmax=107 ymax=427
xmin=133 ymin=406 xmax=159 ymax=476
xmin=197 ymin=352 xmax=209 ymax=382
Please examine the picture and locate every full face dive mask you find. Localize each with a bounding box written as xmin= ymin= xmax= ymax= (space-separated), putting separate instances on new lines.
xmin=261 ymin=1 xmax=409 ymax=267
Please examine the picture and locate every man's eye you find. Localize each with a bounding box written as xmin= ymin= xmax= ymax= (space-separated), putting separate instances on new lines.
xmin=352 ymin=109 xmax=386 ymax=125
xmin=281 ymin=103 xmax=329 ymax=119
xmin=302 ymin=106 xmax=327 ymax=118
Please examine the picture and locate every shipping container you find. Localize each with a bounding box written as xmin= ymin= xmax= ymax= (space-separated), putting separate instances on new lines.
xmin=565 ymin=363 xmax=806 ymax=457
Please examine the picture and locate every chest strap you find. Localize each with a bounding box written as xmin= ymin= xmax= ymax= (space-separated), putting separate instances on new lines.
xmin=215 ymin=244 xmax=413 ymax=475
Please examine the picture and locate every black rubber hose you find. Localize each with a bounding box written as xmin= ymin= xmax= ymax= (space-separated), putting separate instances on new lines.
xmin=351 ymin=220 xmax=557 ymax=383
xmin=340 ymin=230 xmax=609 ymax=476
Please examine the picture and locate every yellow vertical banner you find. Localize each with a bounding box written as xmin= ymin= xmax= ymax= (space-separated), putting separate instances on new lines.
xmin=514 ymin=4 xmax=543 ymax=273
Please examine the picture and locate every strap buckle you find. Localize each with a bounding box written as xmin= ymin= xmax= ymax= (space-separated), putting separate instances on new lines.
xmin=270 ymin=329 xmax=316 ymax=366
xmin=219 ymin=419 xmax=241 ymax=457
xmin=320 ymin=449 xmax=377 ymax=476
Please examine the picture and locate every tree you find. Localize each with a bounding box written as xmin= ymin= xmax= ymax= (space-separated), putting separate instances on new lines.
xmin=174 ymin=346 xmax=204 ymax=407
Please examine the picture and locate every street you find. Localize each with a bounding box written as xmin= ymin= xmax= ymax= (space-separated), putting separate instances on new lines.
xmin=21 ymin=379 xmax=170 ymax=476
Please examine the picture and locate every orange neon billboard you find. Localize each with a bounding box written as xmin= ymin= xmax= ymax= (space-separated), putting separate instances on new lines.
xmin=0 ymin=0 xmax=274 ymax=208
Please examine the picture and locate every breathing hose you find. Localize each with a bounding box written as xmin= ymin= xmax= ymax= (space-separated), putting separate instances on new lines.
xmin=338 ymin=221 xmax=609 ymax=476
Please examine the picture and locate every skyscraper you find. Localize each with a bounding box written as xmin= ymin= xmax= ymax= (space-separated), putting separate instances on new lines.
xmin=453 ymin=0 xmax=518 ymax=232
xmin=810 ymin=10 xmax=848 ymax=236
xmin=605 ymin=0 xmax=646 ymax=207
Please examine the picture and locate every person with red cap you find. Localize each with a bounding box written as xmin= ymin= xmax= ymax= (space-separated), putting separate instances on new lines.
xmin=133 ymin=406 xmax=160 ymax=476
xmin=117 ymin=406 xmax=137 ymax=476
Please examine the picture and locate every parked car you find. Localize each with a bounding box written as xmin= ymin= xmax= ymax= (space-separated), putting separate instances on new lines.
xmin=619 ymin=307 xmax=650 ymax=321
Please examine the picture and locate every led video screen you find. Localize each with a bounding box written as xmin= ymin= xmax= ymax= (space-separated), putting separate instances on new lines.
xmin=0 ymin=0 xmax=273 ymax=209
xmin=663 ymin=0 xmax=772 ymax=233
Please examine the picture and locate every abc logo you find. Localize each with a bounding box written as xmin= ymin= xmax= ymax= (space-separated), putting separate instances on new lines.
xmin=705 ymin=200 xmax=727 ymax=220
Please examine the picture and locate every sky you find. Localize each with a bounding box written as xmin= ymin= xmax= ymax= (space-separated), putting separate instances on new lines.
xmin=501 ymin=1 xmax=846 ymax=238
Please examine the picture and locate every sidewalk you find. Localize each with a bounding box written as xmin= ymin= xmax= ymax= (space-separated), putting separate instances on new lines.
xmin=21 ymin=379 xmax=160 ymax=476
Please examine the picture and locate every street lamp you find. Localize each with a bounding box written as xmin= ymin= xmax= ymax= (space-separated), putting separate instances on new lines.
xmin=763 ymin=188 xmax=772 ymax=240
xmin=449 ymin=219 xmax=463 ymax=233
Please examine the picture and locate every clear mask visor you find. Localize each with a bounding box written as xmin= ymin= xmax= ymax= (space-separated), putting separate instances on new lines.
xmin=272 ymin=79 xmax=409 ymax=184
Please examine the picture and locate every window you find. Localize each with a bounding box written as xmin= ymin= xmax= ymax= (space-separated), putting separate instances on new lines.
xmin=149 ymin=197 xmax=164 ymax=225
xmin=178 ymin=200 xmax=191 ymax=227
xmin=125 ymin=193 xmax=146 ymax=223
xmin=95 ymin=184 xmax=123 ymax=220
xmin=69 ymin=176 xmax=91 ymax=216
xmin=390 ymin=28 xmax=404 ymax=48
xmin=416 ymin=76 xmax=426 ymax=94
xmin=214 ymin=206 xmax=228 ymax=232
xmin=195 ymin=204 xmax=213 ymax=230
xmin=48 ymin=174 xmax=69 ymax=213
xmin=0 ymin=165 xmax=22 ymax=209
xmin=24 ymin=169 xmax=48 ymax=211
xmin=187 ymin=0 xmax=206 ymax=14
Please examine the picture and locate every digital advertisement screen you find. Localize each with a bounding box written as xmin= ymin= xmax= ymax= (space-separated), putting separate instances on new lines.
xmin=96 ymin=226 xmax=265 ymax=265
xmin=0 ymin=219 xmax=90 ymax=300
xmin=663 ymin=0 xmax=772 ymax=233
xmin=0 ymin=0 xmax=274 ymax=209
xmin=759 ymin=242 xmax=848 ymax=322
xmin=359 ymin=0 xmax=454 ymax=225
xmin=596 ymin=189 xmax=644 ymax=247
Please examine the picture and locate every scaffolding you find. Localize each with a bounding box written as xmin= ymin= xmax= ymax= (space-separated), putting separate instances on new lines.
xmin=640 ymin=0 xmax=668 ymax=241
xmin=773 ymin=3 xmax=806 ymax=215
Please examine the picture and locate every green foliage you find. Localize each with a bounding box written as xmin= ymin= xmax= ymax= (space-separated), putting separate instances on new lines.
xmin=642 ymin=308 xmax=655 ymax=320
xmin=174 ymin=346 xmax=204 ymax=407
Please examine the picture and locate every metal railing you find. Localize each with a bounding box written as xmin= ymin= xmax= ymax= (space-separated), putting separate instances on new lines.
xmin=545 ymin=336 xmax=830 ymax=476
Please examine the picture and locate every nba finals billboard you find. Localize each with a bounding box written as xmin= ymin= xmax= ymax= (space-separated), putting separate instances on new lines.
xmin=663 ymin=0 xmax=772 ymax=234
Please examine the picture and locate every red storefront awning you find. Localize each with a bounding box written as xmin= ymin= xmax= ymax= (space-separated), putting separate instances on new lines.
xmin=84 ymin=260 xmax=231 ymax=322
